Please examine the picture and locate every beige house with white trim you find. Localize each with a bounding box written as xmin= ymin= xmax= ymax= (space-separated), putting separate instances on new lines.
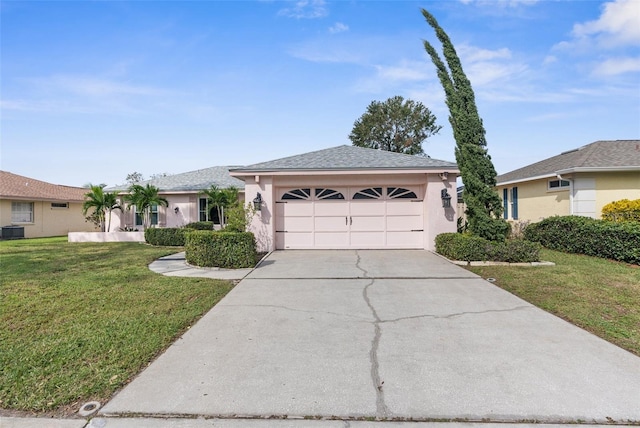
xmin=0 ymin=171 xmax=97 ymax=239
xmin=496 ymin=140 xmax=640 ymax=223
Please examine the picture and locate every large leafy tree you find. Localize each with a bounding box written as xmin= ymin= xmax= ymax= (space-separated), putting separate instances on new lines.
xmin=200 ymin=185 xmax=239 ymax=229
xmin=349 ymin=95 xmax=441 ymax=155
xmin=421 ymin=9 xmax=509 ymax=241
xmin=125 ymin=184 xmax=168 ymax=229
xmin=82 ymin=185 xmax=122 ymax=232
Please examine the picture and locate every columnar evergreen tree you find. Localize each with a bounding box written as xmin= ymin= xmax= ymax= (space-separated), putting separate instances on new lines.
xmin=421 ymin=9 xmax=509 ymax=241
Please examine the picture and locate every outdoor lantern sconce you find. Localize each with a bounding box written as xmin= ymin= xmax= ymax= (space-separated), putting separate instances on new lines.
xmin=174 ymin=207 xmax=180 ymax=214
xmin=253 ymin=192 xmax=263 ymax=211
xmin=441 ymin=189 xmax=452 ymax=208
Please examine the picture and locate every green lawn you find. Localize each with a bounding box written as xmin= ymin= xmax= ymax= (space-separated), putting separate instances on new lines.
xmin=0 ymin=237 xmax=234 ymax=414
xmin=467 ymin=249 xmax=640 ymax=357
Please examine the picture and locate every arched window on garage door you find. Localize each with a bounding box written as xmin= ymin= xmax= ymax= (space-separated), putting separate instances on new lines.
xmin=353 ymin=187 xmax=383 ymax=200
xmin=281 ymin=188 xmax=311 ymax=200
xmin=315 ymin=188 xmax=345 ymax=200
xmin=387 ymin=187 xmax=417 ymax=199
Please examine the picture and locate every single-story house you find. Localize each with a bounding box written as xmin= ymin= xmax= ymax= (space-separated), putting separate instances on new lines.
xmin=230 ymin=145 xmax=459 ymax=252
xmin=0 ymin=170 xmax=98 ymax=239
xmin=496 ymin=140 xmax=640 ymax=223
xmin=106 ymin=166 xmax=245 ymax=230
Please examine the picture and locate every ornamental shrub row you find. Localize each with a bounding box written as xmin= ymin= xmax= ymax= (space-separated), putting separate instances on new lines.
xmin=524 ymin=216 xmax=640 ymax=264
xmin=185 ymin=231 xmax=256 ymax=269
xmin=184 ymin=221 xmax=215 ymax=230
xmin=435 ymin=233 xmax=540 ymax=263
xmin=601 ymin=199 xmax=640 ymax=223
xmin=144 ymin=228 xmax=187 ymax=246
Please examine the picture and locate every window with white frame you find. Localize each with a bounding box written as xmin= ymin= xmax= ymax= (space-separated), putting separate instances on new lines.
xmin=12 ymin=202 xmax=34 ymax=223
xmin=548 ymin=179 xmax=570 ymax=190
xmin=198 ymin=197 xmax=222 ymax=224
xmin=51 ymin=202 xmax=69 ymax=209
xmin=134 ymin=204 xmax=159 ymax=226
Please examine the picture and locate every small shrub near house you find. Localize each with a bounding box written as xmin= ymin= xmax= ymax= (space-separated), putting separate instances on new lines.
xmin=524 ymin=215 xmax=640 ymax=265
xmin=602 ymin=199 xmax=640 ymax=223
xmin=145 ymin=228 xmax=187 ymax=246
xmin=435 ymin=233 xmax=540 ymax=263
xmin=185 ymin=230 xmax=256 ymax=269
xmin=184 ymin=221 xmax=215 ymax=230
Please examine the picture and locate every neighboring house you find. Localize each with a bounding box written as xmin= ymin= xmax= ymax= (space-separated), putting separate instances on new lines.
xmin=496 ymin=140 xmax=640 ymax=223
xmin=230 ymin=145 xmax=459 ymax=252
xmin=106 ymin=166 xmax=245 ymax=230
xmin=0 ymin=171 xmax=97 ymax=238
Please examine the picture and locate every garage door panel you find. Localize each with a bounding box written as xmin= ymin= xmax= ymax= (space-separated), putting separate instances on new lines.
xmin=281 ymin=216 xmax=314 ymax=232
xmin=351 ymin=216 xmax=385 ymax=231
xmin=386 ymin=215 xmax=422 ymax=231
xmin=350 ymin=231 xmax=385 ymax=247
xmin=314 ymin=203 xmax=349 ymax=216
xmin=314 ymin=232 xmax=350 ymax=248
xmin=314 ymin=216 xmax=348 ymax=232
xmin=276 ymin=232 xmax=313 ymax=249
xmin=386 ymin=201 xmax=422 ymax=215
xmin=278 ymin=203 xmax=314 ymax=216
xmin=350 ymin=202 xmax=385 ymax=216
xmin=386 ymin=231 xmax=423 ymax=248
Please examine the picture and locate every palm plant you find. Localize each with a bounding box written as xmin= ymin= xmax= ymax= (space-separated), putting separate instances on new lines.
xmin=200 ymin=185 xmax=239 ymax=229
xmin=125 ymin=184 xmax=168 ymax=229
xmin=82 ymin=185 xmax=121 ymax=232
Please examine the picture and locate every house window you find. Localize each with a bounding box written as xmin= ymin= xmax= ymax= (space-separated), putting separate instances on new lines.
xmin=282 ymin=188 xmax=311 ymax=200
xmin=510 ymin=187 xmax=519 ymax=220
xmin=503 ymin=189 xmax=508 ymax=219
xmin=11 ymin=202 xmax=34 ymax=223
xmin=548 ymin=179 xmax=570 ymax=190
xmin=51 ymin=202 xmax=68 ymax=209
xmin=315 ymin=188 xmax=345 ymax=200
xmin=353 ymin=187 xmax=383 ymax=200
xmin=387 ymin=187 xmax=418 ymax=199
xmin=199 ymin=197 xmax=222 ymax=225
xmin=135 ymin=204 xmax=159 ymax=226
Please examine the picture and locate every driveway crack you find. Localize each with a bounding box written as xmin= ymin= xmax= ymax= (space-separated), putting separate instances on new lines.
xmin=380 ymin=305 xmax=532 ymax=324
xmin=362 ymin=277 xmax=389 ymax=419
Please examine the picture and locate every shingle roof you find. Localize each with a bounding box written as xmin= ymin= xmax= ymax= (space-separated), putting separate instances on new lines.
xmin=497 ymin=140 xmax=640 ymax=184
xmin=230 ymin=145 xmax=457 ymax=172
xmin=106 ymin=166 xmax=245 ymax=192
xmin=0 ymin=171 xmax=88 ymax=202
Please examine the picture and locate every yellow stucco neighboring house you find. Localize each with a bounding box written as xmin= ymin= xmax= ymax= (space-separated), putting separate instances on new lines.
xmin=496 ymin=140 xmax=640 ymax=223
xmin=0 ymin=171 xmax=97 ymax=239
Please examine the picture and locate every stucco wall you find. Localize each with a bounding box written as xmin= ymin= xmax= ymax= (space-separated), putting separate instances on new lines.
xmin=593 ymin=171 xmax=640 ymax=216
xmin=0 ymin=199 xmax=98 ymax=239
xmin=497 ymin=178 xmax=570 ymax=223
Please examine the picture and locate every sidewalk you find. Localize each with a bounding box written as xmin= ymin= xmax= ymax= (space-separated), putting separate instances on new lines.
xmin=148 ymin=252 xmax=255 ymax=280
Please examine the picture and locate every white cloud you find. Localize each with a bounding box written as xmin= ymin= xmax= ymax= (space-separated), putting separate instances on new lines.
xmin=40 ymin=75 xmax=170 ymax=97
xmin=278 ymin=0 xmax=328 ymax=19
xmin=458 ymin=45 xmax=512 ymax=62
xmin=592 ymin=56 xmax=640 ymax=76
xmin=572 ymin=0 xmax=640 ymax=47
xmin=459 ymin=0 xmax=539 ymax=8
xmin=375 ymin=61 xmax=429 ymax=82
xmin=329 ymin=22 xmax=349 ymax=34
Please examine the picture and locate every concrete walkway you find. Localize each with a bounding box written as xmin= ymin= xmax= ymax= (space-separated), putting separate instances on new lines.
xmin=148 ymin=251 xmax=254 ymax=280
xmin=98 ymin=250 xmax=640 ymax=426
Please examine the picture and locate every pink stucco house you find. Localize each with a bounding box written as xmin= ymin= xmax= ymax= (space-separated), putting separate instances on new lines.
xmin=230 ymin=145 xmax=459 ymax=252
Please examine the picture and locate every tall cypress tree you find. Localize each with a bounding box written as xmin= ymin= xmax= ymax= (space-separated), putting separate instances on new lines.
xmin=421 ymin=8 xmax=509 ymax=241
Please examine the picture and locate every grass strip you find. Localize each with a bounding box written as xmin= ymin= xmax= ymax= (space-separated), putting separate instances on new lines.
xmin=0 ymin=237 xmax=234 ymax=413
xmin=467 ymin=248 xmax=640 ymax=356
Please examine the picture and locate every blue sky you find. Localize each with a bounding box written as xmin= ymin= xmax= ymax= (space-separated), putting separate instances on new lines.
xmin=2 ymin=0 xmax=639 ymax=187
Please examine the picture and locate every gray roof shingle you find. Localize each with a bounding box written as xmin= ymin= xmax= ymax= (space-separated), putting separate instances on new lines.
xmin=496 ymin=140 xmax=640 ymax=184
xmin=106 ymin=166 xmax=245 ymax=192
xmin=230 ymin=145 xmax=457 ymax=172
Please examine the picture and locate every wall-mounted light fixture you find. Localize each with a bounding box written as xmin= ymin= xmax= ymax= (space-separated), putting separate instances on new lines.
xmin=439 ymin=172 xmax=449 ymax=181
xmin=441 ymin=189 xmax=452 ymax=208
xmin=174 ymin=207 xmax=180 ymax=214
xmin=253 ymin=192 xmax=263 ymax=211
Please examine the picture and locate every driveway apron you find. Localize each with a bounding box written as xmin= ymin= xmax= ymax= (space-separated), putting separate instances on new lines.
xmin=100 ymin=250 xmax=640 ymax=423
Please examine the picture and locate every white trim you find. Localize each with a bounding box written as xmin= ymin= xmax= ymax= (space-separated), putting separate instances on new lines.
xmin=496 ymin=173 xmax=557 ymax=187
xmin=555 ymin=166 xmax=640 ymax=174
xmin=231 ymin=169 xmax=459 ymax=178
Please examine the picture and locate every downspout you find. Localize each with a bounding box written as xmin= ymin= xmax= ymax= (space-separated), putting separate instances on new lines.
xmin=557 ymin=173 xmax=573 ymax=215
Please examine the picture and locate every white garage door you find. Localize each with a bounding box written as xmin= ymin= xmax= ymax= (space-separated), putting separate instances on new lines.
xmin=275 ymin=186 xmax=423 ymax=249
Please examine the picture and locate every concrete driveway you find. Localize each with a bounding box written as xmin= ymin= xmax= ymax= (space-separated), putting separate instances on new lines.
xmin=100 ymin=250 xmax=640 ymax=424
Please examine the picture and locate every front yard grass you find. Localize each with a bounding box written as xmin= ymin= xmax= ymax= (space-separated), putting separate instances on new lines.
xmin=0 ymin=237 xmax=234 ymax=415
xmin=467 ymin=248 xmax=640 ymax=357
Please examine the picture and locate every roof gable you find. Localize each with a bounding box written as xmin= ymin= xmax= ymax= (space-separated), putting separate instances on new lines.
xmin=0 ymin=171 xmax=88 ymax=202
xmin=496 ymin=140 xmax=640 ymax=184
xmin=106 ymin=166 xmax=245 ymax=193
xmin=231 ymin=145 xmax=457 ymax=172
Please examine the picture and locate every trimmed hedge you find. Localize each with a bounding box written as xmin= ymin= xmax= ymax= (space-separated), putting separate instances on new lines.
xmin=435 ymin=233 xmax=541 ymax=263
xmin=144 ymin=228 xmax=186 ymax=246
xmin=601 ymin=199 xmax=640 ymax=223
xmin=185 ymin=231 xmax=256 ymax=269
xmin=184 ymin=221 xmax=215 ymax=230
xmin=524 ymin=216 xmax=640 ymax=264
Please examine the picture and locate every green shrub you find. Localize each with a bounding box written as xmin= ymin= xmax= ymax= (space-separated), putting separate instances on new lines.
xmin=184 ymin=221 xmax=215 ymax=230
xmin=144 ymin=228 xmax=186 ymax=246
xmin=185 ymin=231 xmax=256 ymax=269
xmin=602 ymin=199 xmax=640 ymax=223
xmin=524 ymin=216 xmax=640 ymax=264
xmin=435 ymin=233 xmax=540 ymax=263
